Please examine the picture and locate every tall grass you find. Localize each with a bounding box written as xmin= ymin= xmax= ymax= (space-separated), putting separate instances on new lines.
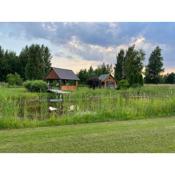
xmin=1 ymin=84 xmax=175 ymax=129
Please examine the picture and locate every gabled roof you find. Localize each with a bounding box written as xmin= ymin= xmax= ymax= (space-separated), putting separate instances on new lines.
xmin=98 ymin=74 xmax=110 ymax=81
xmin=53 ymin=67 xmax=79 ymax=80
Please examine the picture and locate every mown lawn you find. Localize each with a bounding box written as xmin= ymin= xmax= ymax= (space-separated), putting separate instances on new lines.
xmin=1 ymin=116 xmax=175 ymax=152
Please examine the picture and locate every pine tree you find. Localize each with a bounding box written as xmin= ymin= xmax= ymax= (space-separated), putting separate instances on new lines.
xmin=95 ymin=63 xmax=113 ymax=76
xmin=78 ymin=69 xmax=88 ymax=84
xmin=18 ymin=46 xmax=29 ymax=79
xmin=25 ymin=44 xmax=52 ymax=80
xmin=115 ymin=49 xmax=125 ymax=81
xmin=125 ymin=45 xmax=145 ymax=86
xmin=145 ymin=46 xmax=164 ymax=83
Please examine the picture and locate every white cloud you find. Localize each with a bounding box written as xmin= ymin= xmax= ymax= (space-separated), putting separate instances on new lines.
xmin=52 ymin=35 xmax=161 ymax=71
xmin=55 ymin=36 xmax=117 ymax=64
xmin=51 ymin=57 xmax=101 ymax=73
xmin=0 ymin=22 xmax=173 ymax=73
xmin=130 ymin=36 xmax=169 ymax=53
xmin=41 ymin=23 xmax=58 ymax=32
xmin=131 ymin=36 xmax=145 ymax=47
xmin=51 ymin=35 xmax=170 ymax=73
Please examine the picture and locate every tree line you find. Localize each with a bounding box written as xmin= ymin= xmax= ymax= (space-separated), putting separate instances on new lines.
xmin=115 ymin=45 xmax=175 ymax=85
xmin=0 ymin=43 xmax=175 ymax=86
xmin=114 ymin=45 xmax=165 ymax=86
xmin=0 ymin=44 xmax=52 ymax=82
xmin=78 ymin=63 xmax=113 ymax=84
xmin=78 ymin=45 xmax=175 ymax=86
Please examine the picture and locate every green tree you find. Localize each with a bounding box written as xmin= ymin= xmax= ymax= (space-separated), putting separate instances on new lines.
xmin=0 ymin=45 xmax=51 ymax=82
xmin=78 ymin=69 xmax=88 ymax=84
xmin=125 ymin=45 xmax=145 ymax=86
xmin=95 ymin=63 xmax=113 ymax=76
xmin=115 ymin=49 xmax=125 ymax=81
xmin=145 ymin=46 xmax=164 ymax=84
xmin=88 ymin=66 xmax=95 ymax=77
xmin=78 ymin=63 xmax=113 ymax=84
xmin=6 ymin=73 xmax=23 ymax=86
xmin=0 ymin=46 xmax=5 ymax=81
xmin=41 ymin=45 xmax=52 ymax=78
xmin=0 ymin=48 xmax=19 ymax=81
xmin=18 ymin=46 xmax=29 ymax=79
xmin=25 ymin=44 xmax=52 ymax=80
xmin=164 ymin=72 xmax=175 ymax=84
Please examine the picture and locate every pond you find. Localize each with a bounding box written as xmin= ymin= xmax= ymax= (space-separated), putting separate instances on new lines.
xmin=0 ymin=90 xmax=172 ymax=120
xmin=10 ymin=93 xmax=120 ymax=119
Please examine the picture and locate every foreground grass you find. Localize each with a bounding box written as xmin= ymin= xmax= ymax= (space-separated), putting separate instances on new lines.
xmin=1 ymin=117 xmax=175 ymax=152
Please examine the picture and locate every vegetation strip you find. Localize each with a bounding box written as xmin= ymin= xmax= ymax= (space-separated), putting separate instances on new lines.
xmin=1 ymin=85 xmax=175 ymax=129
xmin=1 ymin=117 xmax=175 ymax=152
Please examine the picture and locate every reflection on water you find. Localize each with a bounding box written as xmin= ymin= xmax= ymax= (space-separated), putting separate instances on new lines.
xmin=4 ymin=92 xmax=153 ymax=120
xmin=15 ymin=93 xmax=113 ymax=119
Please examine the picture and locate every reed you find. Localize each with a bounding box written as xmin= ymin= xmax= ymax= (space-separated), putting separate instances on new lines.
xmin=1 ymin=84 xmax=175 ymax=129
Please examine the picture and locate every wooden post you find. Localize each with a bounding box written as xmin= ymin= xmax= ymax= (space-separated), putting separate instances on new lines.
xmin=76 ymin=80 xmax=78 ymax=88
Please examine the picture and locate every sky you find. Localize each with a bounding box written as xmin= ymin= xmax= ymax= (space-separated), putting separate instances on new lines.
xmin=0 ymin=22 xmax=174 ymax=73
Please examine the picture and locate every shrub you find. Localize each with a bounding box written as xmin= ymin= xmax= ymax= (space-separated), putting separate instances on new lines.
xmin=23 ymin=80 xmax=48 ymax=92
xmin=23 ymin=81 xmax=31 ymax=90
xmin=118 ymin=79 xmax=130 ymax=89
xmin=6 ymin=73 xmax=23 ymax=86
xmin=87 ymin=77 xmax=101 ymax=89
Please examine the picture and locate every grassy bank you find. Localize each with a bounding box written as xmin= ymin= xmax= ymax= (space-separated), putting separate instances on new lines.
xmin=1 ymin=116 xmax=175 ymax=152
xmin=1 ymin=85 xmax=175 ymax=129
xmin=0 ymin=87 xmax=47 ymax=119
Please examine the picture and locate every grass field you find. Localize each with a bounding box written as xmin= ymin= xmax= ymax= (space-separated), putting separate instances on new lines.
xmin=1 ymin=116 xmax=175 ymax=152
xmin=1 ymin=84 xmax=175 ymax=129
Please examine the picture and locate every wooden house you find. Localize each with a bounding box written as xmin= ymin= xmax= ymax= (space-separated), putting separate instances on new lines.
xmin=98 ymin=74 xmax=117 ymax=88
xmin=45 ymin=67 xmax=79 ymax=91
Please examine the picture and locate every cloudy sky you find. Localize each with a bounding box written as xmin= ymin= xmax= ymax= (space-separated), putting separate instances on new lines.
xmin=0 ymin=22 xmax=174 ymax=73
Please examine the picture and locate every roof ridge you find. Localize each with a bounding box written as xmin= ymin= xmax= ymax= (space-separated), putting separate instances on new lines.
xmin=51 ymin=67 xmax=79 ymax=80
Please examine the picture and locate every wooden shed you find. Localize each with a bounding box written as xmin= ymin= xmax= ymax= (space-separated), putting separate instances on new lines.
xmin=99 ymin=74 xmax=117 ymax=88
xmin=45 ymin=67 xmax=79 ymax=91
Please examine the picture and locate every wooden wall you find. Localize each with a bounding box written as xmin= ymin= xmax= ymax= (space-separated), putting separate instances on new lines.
xmin=103 ymin=75 xmax=116 ymax=88
xmin=61 ymin=85 xmax=77 ymax=91
xmin=45 ymin=69 xmax=58 ymax=80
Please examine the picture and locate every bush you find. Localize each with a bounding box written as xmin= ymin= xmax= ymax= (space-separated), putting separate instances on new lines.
xmin=164 ymin=73 xmax=175 ymax=84
xmin=23 ymin=80 xmax=48 ymax=92
xmin=117 ymin=79 xmax=130 ymax=89
xmin=87 ymin=77 xmax=101 ymax=89
xmin=6 ymin=73 xmax=23 ymax=86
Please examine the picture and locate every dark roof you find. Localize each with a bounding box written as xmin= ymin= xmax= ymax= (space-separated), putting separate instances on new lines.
xmin=53 ymin=67 xmax=79 ymax=80
xmin=98 ymin=74 xmax=110 ymax=81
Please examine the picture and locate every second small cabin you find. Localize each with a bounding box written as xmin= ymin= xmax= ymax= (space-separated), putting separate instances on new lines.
xmin=99 ymin=74 xmax=117 ymax=88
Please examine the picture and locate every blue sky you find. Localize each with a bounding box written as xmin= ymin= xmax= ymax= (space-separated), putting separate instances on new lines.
xmin=0 ymin=22 xmax=174 ymax=73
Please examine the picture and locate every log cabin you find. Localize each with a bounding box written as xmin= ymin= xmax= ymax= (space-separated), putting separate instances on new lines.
xmin=99 ymin=74 xmax=117 ymax=88
xmin=45 ymin=67 xmax=79 ymax=91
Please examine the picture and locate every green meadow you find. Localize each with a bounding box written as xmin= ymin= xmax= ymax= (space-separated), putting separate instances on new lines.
xmin=0 ymin=84 xmax=175 ymax=129
xmin=0 ymin=84 xmax=175 ymax=152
